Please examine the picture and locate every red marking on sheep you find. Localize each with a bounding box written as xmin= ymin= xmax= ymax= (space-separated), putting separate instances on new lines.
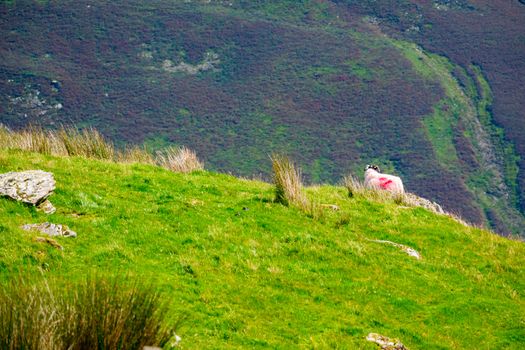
xmin=379 ymin=177 xmax=394 ymax=190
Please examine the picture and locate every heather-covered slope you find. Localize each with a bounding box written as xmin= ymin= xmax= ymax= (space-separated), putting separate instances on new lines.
xmin=1 ymin=0 xmax=524 ymax=236
xmin=1 ymin=149 xmax=524 ymax=348
xmin=335 ymin=0 xmax=525 ymax=234
xmin=344 ymin=0 xmax=525 ymax=215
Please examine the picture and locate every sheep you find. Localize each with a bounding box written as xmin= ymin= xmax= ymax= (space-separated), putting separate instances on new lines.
xmin=364 ymin=164 xmax=404 ymax=194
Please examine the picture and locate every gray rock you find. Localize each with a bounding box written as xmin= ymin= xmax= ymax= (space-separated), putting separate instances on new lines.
xmin=367 ymin=239 xmax=421 ymax=260
xmin=366 ymin=333 xmax=408 ymax=350
xmin=404 ymin=193 xmax=444 ymax=214
xmin=22 ymin=223 xmax=76 ymax=238
xmin=403 ymin=193 xmax=471 ymax=226
xmin=0 ymin=170 xmax=55 ymax=205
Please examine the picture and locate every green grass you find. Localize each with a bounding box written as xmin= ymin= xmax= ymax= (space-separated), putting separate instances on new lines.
xmin=391 ymin=40 xmax=463 ymax=170
xmin=1 ymin=149 xmax=524 ymax=348
xmin=421 ymin=102 xmax=460 ymax=166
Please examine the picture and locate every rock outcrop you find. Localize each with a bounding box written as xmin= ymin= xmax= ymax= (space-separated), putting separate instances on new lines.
xmin=22 ymin=223 xmax=77 ymax=238
xmin=404 ymin=193 xmax=444 ymax=215
xmin=0 ymin=170 xmax=55 ymax=205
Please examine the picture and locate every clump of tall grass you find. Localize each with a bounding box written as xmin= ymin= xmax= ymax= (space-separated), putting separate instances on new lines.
xmin=0 ymin=124 xmax=114 ymax=160
xmin=118 ymin=145 xmax=156 ymax=164
xmin=156 ymin=146 xmax=204 ymax=173
xmin=0 ymin=124 xmax=203 ymax=172
xmin=0 ymin=125 xmax=65 ymax=156
xmin=0 ymin=275 xmax=176 ymax=350
xmin=0 ymin=278 xmax=56 ymax=349
xmin=271 ymin=154 xmax=307 ymax=206
xmin=58 ymin=127 xmax=115 ymax=160
xmin=271 ymin=154 xmax=321 ymax=218
xmin=343 ymin=175 xmax=366 ymax=199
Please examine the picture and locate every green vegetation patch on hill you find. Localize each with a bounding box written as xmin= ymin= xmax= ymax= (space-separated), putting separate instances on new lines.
xmin=391 ymin=39 xmax=524 ymax=236
xmin=0 ymin=149 xmax=524 ymax=348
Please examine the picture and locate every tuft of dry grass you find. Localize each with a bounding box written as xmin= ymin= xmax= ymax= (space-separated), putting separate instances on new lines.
xmin=271 ymin=154 xmax=307 ymax=206
xmin=0 ymin=275 xmax=175 ymax=350
xmin=58 ymin=127 xmax=115 ymax=160
xmin=156 ymin=146 xmax=204 ymax=173
xmin=0 ymin=124 xmax=115 ymax=160
xmin=20 ymin=125 xmax=55 ymax=155
xmin=0 ymin=124 xmax=203 ymax=171
xmin=0 ymin=125 xmax=61 ymax=156
xmin=117 ymin=145 xmax=156 ymax=165
xmin=0 ymin=278 xmax=57 ymax=349
xmin=271 ymin=154 xmax=321 ymax=218
xmin=343 ymin=175 xmax=366 ymax=199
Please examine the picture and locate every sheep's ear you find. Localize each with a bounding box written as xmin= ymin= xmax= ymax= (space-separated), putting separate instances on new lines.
xmin=365 ymin=164 xmax=370 ymax=171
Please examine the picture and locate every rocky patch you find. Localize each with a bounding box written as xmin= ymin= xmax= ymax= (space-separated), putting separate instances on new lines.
xmin=22 ymin=223 xmax=77 ymax=238
xmin=161 ymin=51 xmax=220 ymax=75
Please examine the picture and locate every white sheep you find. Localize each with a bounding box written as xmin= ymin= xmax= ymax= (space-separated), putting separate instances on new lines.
xmin=364 ymin=165 xmax=404 ymax=194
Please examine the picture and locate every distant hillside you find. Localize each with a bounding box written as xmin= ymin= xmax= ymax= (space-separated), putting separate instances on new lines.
xmin=1 ymin=0 xmax=524 ymax=237
xmin=1 ymin=149 xmax=524 ymax=348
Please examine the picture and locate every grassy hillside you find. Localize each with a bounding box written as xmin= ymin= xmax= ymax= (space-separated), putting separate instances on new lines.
xmin=1 ymin=149 xmax=524 ymax=349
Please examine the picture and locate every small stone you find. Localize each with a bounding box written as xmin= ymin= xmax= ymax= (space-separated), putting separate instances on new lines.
xmin=366 ymin=333 xmax=408 ymax=350
xmin=322 ymin=204 xmax=340 ymax=211
xmin=171 ymin=334 xmax=182 ymax=347
xmin=0 ymin=170 xmax=55 ymax=205
xmin=367 ymin=239 xmax=421 ymax=260
xmin=35 ymin=236 xmax=63 ymax=250
xmin=22 ymin=223 xmax=77 ymax=238
xmin=37 ymin=199 xmax=56 ymax=214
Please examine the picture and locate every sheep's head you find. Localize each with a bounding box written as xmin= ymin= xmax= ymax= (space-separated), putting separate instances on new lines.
xmin=365 ymin=164 xmax=381 ymax=172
